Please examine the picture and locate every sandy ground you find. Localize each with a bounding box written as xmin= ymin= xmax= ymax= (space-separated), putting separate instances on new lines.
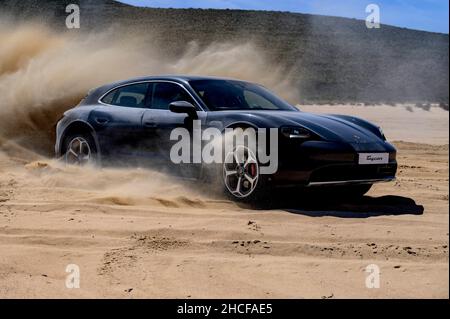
xmin=0 ymin=104 xmax=448 ymax=299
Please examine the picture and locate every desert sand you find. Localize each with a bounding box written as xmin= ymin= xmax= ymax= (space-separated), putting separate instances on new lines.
xmin=0 ymin=104 xmax=448 ymax=299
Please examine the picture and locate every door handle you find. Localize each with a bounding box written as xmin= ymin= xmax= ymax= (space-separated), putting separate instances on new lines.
xmin=95 ymin=118 xmax=109 ymax=125
xmin=144 ymin=121 xmax=157 ymax=128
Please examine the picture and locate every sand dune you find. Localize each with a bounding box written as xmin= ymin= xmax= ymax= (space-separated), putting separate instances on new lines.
xmin=0 ymin=104 xmax=448 ymax=298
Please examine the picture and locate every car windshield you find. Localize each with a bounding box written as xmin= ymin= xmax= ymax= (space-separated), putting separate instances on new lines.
xmin=189 ymin=79 xmax=297 ymax=111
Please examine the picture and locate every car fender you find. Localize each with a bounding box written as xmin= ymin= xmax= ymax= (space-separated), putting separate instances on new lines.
xmin=57 ymin=119 xmax=101 ymax=160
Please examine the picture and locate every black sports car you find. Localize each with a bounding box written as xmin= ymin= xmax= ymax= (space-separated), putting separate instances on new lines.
xmin=55 ymin=76 xmax=397 ymax=201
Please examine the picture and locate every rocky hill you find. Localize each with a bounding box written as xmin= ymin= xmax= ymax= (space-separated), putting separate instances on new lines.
xmin=1 ymin=0 xmax=448 ymax=105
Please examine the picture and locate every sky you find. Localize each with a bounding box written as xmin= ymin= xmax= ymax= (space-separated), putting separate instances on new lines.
xmin=119 ymin=0 xmax=449 ymax=33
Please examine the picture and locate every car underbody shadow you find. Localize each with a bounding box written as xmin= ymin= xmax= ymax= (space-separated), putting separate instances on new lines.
xmin=84 ymin=161 xmax=424 ymax=218
xmin=246 ymin=188 xmax=424 ymax=218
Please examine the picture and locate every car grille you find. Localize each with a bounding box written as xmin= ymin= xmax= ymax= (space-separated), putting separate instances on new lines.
xmin=309 ymin=163 xmax=397 ymax=183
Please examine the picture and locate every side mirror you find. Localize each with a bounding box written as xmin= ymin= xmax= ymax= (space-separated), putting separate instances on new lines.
xmin=169 ymin=101 xmax=198 ymax=119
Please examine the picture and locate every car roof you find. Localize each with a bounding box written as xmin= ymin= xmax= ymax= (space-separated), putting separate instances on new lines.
xmin=102 ymin=75 xmax=250 ymax=91
xmin=82 ymin=75 xmax=252 ymax=105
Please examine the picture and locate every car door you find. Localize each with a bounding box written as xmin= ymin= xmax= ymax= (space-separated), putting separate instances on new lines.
xmin=90 ymin=82 xmax=151 ymax=164
xmin=141 ymin=81 xmax=206 ymax=178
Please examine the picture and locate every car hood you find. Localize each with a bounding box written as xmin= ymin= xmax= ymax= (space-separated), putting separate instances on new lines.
xmin=220 ymin=110 xmax=384 ymax=144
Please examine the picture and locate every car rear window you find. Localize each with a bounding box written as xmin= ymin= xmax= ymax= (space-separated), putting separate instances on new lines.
xmin=101 ymin=83 xmax=150 ymax=108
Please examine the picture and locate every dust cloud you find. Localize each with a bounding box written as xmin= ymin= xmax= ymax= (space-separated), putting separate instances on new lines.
xmin=0 ymin=19 xmax=296 ymax=203
xmin=0 ymin=20 xmax=297 ymax=155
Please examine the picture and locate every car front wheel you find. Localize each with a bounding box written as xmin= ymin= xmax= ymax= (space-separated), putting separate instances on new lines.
xmin=222 ymin=145 xmax=271 ymax=203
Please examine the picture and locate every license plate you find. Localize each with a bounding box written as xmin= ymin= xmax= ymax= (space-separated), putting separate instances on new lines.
xmin=358 ymin=153 xmax=389 ymax=165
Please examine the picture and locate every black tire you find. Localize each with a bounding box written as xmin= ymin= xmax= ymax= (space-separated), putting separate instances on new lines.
xmin=62 ymin=131 xmax=98 ymax=166
xmin=223 ymin=173 xmax=272 ymax=204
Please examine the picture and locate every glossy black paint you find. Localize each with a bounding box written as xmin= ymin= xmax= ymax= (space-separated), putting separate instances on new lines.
xmin=56 ymin=76 xmax=397 ymax=185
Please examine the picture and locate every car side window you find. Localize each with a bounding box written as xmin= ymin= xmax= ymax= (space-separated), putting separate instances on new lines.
xmin=149 ymin=82 xmax=195 ymax=110
xmin=102 ymin=83 xmax=150 ymax=108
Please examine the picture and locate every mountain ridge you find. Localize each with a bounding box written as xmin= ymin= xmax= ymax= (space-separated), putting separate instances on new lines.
xmin=1 ymin=0 xmax=448 ymax=105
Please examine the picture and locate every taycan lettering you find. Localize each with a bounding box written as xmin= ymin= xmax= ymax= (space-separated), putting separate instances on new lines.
xmin=367 ymin=155 xmax=383 ymax=162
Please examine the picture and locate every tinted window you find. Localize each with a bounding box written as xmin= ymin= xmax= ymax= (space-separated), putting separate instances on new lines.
xmin=102 ymin=83 xmax=149 ymax=108
xmin=189 ymin=80 xmax=296 ymax=111
xmin=150 ymin=82 xmax=195 ymax=110
xmin=244 ymin=91 xmax=279 ymax=110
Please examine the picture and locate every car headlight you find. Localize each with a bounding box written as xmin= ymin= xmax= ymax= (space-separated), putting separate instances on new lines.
xmin=281 ymin=127 xmax=312 ymax=139
xmin=378 ymin=126 xmax=386 ymax=140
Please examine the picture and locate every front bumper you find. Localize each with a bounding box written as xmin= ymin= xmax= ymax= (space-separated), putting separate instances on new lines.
xmin=307 ymin=177 xmax=395 ymax=187
xmin=271 ymin=140 xmax=398 ymax=186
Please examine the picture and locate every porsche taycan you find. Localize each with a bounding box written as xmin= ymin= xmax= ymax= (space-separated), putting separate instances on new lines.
xmin=55 ymin=76 xmax=397 ymax=201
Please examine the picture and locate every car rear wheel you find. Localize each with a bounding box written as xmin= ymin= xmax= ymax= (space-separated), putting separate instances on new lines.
xmin=63 ymin=132 xmax=97 ymax=166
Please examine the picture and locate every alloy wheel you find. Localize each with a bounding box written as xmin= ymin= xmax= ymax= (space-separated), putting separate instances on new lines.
xmin=65 ymin=137 xmax=92 ymax=165
xmin=223 ymin=145 xmax=259 ymax=198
